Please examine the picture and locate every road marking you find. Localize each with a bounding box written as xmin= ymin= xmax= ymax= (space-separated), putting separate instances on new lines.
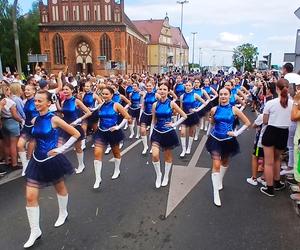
xmin=165 ymin=133 xmax=210 ymax=217
xmin=166 ymin=166 xmax=209 ymax=217
xmin=188 ymin=135 xmax=208 ymax=168
xmin=109 ymin=139 xmax=142 ymax=162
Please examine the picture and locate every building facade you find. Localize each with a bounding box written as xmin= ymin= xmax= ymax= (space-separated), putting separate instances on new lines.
xmin=38 ymin=0 xmax=147 ymax=76
xmin=133 ymin=16 xmax=189 ymax=74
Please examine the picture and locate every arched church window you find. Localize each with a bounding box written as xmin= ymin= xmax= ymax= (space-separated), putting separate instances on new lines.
xmin=53 ymin=33 xmax=65 ymax=64
xmin=100 ymin=33 xmax=112 ymax=61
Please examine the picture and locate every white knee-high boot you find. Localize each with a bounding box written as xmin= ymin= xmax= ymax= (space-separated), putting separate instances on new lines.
xmin=24 ymin=206 xmax=42 ymax=249
xmin=219 ymin=165 xmax=228 ymax=190
xmin=180 ymin=137 xmax=186 ymax=157
xmin=54 ymin=194 xmax=68 ymax=227
xmin=161 ymin=162 xmax=172 ymax=187
xmin=112 ymin=158 xmax=121 ymax=179
xmin=19 ymin=151 xmax=28 ymax=176
xmin=141 ymin=135 xmax=148 ymax=154
xmin=194 ymin=126 xmax=200 ymax=141
xmin=129 ymin=120 xmax=135 ymax=138
xmin=93 ymin=160 xmax=102 ymax=189
xmin=135 ymin=126 xmax=140 ymax=139
xmin=186 ymin=136 xmax=194 ymax=154
xmin=211 ymin=173 xmax=221 ymax=207
xmin=153 ymin=161 xmax=162 ymax=188
xmin=204 ymin=120 xmax=209 ymax=131
xmin=81 ymin=139 xmax=86 ymax=150
xmin=75 ymin=152 xmax=85 ymax=174
xmin=200 ymin=118 xmax=204 ymax=130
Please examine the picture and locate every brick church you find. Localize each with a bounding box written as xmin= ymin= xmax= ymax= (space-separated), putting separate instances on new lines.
xmin=38 ymin=0 xmax=148 ymax=76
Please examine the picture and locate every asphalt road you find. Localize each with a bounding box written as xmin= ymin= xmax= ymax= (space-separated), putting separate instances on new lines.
xmin=0 ymin=112 xmax=299 ymax=250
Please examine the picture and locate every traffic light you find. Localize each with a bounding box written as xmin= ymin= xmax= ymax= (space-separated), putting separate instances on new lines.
xmin=263 ymin=53 xmax=272 ymax=69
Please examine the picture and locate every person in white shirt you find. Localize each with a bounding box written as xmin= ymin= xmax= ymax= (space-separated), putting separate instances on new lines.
xmin=260 ymin=79 xmax=292 ymax=197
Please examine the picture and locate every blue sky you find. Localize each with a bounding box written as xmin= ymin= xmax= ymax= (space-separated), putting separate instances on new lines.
xmin=17 ymin=0 xmax=300 ymax=66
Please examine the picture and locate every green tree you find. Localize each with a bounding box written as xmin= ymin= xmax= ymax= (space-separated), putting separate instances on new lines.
xmin=0 ymin=0 xmax=40 ymax=73
xmin=233 ymin=43 xmax=258 ymax=72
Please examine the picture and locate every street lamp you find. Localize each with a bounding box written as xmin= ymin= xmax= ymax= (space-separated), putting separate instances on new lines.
xmin=177 ymin=0 xmax=189 ymax=73
xmin=191 ymin=32 xmax=197 ymax=70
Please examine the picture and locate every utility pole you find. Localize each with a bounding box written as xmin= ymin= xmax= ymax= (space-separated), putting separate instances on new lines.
xmin=191 ymin=32 xmax=197 ymax=70
xmin=177 ymin=0 xmax=189 ymax=73
xmin=12 ymin=0 xmax=22 ymax=75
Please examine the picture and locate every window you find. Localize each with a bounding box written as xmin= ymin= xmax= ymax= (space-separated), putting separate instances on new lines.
xmin=73 ymin=5 xmax=80 ymax=21
xmin=52 ymin=5 xmax=59 ymax=21
xmin=100 ymin=33 xmax=112 ymax=61
xmin=83 ymin=4 xmax=90 ymax=21
xmin=127 ymin=37 xmax=132 ymax=65
xmin=62 ymin=5 xmax=69 ymax=21
xmin=94 ymin=4 xmax=101 ymax=21
xmin=53 ymin=34 xmax=65 ymax=65
xmin=104 ymin=5 xmax=111 ymax=21
xmin=114 ymin=9 xmax=121 ymax=22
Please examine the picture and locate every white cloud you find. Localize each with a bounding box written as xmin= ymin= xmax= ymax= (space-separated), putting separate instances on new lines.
xmin=219 ymin=32 xmax=244 ymax=43
xmin=267 ymin=35 xmax=295 ymax=42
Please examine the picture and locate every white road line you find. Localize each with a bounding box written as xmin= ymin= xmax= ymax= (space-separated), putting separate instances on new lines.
xmin=188 ymin=135 xmax=208 ymax=168
xmin=109 ymin=139 xmax=142 ymax=162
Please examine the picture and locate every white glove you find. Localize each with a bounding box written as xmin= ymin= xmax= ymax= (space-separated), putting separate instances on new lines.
xmin=232 ymin=125 xmax=248 ymax=137
xmin=111 ymin=119 xmax=128 ymax=131
xmin=52 ymin=136 xmax=78 ymax=154
xmin=172 ymin=116 xmax=186 ymax=128
xmin=71 ymin=118 xmax=82 ymax=126
xmin=89 ymin=104 xmax=101 ymax=112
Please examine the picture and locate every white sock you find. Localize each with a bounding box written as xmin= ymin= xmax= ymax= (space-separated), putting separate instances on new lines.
xmin=112 ymin=158 xmax=121 ymax=179
xmin=161 ymin=162 xmax=172 ymax=187
xmin=153 ymin=161 xmax=162 ymax=188
xmin=19 ymin=151 xmax=28 ymax=176
xmin=186 ymin=136 xmax=194 ymax=153
xmin=93 ymin=160 xmax=102 ymax=189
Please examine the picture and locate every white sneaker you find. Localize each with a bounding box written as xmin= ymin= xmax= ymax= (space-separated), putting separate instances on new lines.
xmin=105 ymin=147 xmax=111 ymax=154
xmin=186 ymin=148 xmax=191 ymax=155
xmin=246 ymin=177 xmax=258 ymax=186
xmin=91 ymin=144 xmax=95 ymax=148
xmin=119 ymin=142 xmax=123 ymax=149
xmin=280 ymin=169 xmax=294 ymax=176
xmin=150 ymin=149 xmax=152 ymax=154
xmin=290 ymin=185 xmax=300 ymax=193
xmin=257 ymin=177 xmax=266 ymax=186
xmin=129 ymin=133 xmax=134 ymax=139
xmin=281 ymin=163 xmax=288 ymax=170
xmin=135 ymin=134 xmax=140 ymax=139
xmin=194 ymin=135 xmax=198 ymax=141
xmin=54 ymin=211 xmax=68 ymax=227
xmin=142 ymin=146 xmax=148 ymax=155
xmin=81 ymin=143 xmax=86 ymax=150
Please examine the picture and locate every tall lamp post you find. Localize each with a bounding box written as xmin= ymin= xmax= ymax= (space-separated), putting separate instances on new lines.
xmin=177 ymin=0 xmax=189 ymax=73
xmin=191 ymin=32 xmax=197 ymax=70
